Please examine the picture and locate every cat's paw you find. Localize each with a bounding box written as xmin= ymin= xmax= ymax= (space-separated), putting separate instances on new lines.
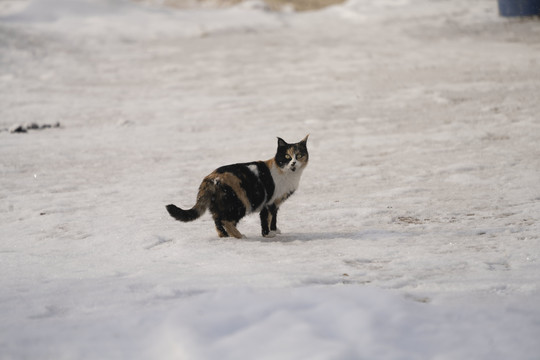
xmin=274 ymin=228 xmax=282 ymax=235
xmin=264 ymin=231 xmax=277 ymax=238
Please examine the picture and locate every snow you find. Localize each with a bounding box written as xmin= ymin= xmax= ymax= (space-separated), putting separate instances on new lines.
xmin=1 ymin=0 xmax=540 ymax=359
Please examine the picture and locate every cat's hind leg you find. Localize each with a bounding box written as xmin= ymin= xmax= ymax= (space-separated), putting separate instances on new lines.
xmin=214 ymin=223 xmax=229 ymax=238
xmin=213 ymin=216 xmax=229 ymax=237
xmin=222 ymin=221 xmax=245 ymax=239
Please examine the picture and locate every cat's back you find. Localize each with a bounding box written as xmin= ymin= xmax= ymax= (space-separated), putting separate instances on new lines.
xmin=214 ymin=161 xmax=270 ymax=182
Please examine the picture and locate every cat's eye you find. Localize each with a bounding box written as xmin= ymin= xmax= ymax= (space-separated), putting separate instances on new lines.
xmin=285 ymin=154 xmax=291 ymax=160
xmin=297 ymin=154 xmax=304 ymax=159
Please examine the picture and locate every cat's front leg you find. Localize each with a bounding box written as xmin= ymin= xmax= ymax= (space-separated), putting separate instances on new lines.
xmin=261 ymin=205 xmax=282 ymax=237
xmin=269 ymin=204 xmax=280 ymax=233
xmin=260 ymin=207 xmax=271 ymax=237
xmin=268 ymin=204 xmax=281 ymax=236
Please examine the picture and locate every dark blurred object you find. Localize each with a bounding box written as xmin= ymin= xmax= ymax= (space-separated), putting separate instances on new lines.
xmin=498 ymin=0 xmax=540 ymax=17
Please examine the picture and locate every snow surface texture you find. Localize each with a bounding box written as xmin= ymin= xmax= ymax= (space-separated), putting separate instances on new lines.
xmin=1 ymin=0 xmax=540 ymax=359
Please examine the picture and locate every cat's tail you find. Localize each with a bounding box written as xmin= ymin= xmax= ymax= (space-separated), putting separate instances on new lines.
xmin=166 ymin=178 xmax=214 ymax=222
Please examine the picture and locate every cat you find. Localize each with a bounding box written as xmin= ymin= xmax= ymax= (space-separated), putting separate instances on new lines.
xmin=166 ymin=135 xmax=309 ymax=238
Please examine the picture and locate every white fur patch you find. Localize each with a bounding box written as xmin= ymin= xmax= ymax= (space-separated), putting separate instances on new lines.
xmin=268 ymin=161 xmax=304 ymax=205
xmin=247 ymin=164 xmax=259 ymax=176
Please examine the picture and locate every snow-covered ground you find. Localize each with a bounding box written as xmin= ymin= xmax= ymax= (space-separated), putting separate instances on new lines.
xmin=1 ymin=0 xmax=540 ymax=358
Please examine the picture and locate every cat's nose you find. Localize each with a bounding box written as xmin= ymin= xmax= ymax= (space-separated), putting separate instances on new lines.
xmin=291 ymin=161 xmax=296 ymax=166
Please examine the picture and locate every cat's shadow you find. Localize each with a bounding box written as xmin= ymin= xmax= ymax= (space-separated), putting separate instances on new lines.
xmin=204 ymin=229 xmax=402 ymax=243
xmin=248 ymin=230 xmax=396 ymax=243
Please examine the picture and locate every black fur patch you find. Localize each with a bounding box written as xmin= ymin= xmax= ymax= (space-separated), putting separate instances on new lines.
xmin=254 ymin=161 xmax=275 ymax=201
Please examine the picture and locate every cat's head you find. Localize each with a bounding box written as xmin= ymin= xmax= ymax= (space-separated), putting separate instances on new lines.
xmin=275 ymin=135 xmax=309 ymax=173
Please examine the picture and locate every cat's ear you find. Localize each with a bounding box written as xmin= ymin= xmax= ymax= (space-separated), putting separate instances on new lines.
xmin=300 ymin=134 xmax=309 ymax=144
xmin=277 ymin=137 xmax=288 ymax=147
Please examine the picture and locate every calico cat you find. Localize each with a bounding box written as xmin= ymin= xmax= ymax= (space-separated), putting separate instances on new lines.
xmin=166 ymin=135 xmax=309 ymax=238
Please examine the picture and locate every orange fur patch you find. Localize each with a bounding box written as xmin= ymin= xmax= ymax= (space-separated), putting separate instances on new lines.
xmin=286 ymin=147 xmax=296 ymax=159
xmin=265 ymin=157 xmax=284 ymax=174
